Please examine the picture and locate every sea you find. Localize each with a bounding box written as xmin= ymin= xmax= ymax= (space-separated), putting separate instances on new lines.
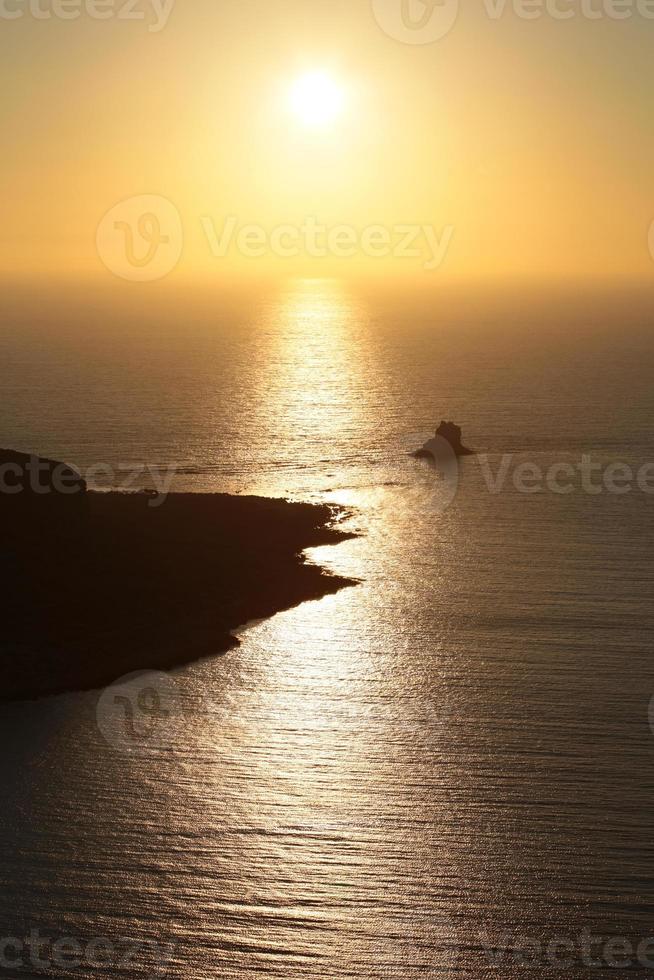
xmin=0 ymin=277 xmax=652 ymax=979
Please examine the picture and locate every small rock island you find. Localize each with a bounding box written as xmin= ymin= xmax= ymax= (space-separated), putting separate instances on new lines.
xmin=414 ymin=421 xmax=474 ymax=459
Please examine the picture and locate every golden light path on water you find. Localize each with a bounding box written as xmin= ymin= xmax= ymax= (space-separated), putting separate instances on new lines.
xmin=167 ymin=277 xmax=465 ymax=978
xmin=251 ymin=278 xmax=373 ymax=486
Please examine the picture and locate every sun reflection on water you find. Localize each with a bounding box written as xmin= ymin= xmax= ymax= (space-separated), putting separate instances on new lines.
xmin=245 ymin=278 xmax=381 ymax=500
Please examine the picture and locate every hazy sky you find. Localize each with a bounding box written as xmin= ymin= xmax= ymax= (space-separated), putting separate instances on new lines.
xmin=3 ymin=0 xmax=653 ymax=281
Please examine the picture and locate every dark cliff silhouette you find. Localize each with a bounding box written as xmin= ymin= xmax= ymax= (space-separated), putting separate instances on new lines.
xmin=0 ymin=452 xmax=355 ymax=702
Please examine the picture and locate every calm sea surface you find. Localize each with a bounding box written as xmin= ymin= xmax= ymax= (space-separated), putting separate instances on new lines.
xmin=0 ymin=279 xmax=653 ymax=979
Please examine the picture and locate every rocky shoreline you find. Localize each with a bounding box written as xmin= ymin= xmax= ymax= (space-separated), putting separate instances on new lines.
xmin=0 ymin=486 xmax=357 ymax=702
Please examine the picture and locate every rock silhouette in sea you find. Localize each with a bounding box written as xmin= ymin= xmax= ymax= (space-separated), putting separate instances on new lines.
xmin=414 ymin=421 xmax=474 ymax=460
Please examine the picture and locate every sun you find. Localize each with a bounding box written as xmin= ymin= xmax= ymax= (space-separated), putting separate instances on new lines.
xmin=289 ymin=72 xmax=345 ymax=129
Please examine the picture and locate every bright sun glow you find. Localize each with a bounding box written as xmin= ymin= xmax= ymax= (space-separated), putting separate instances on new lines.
xmin=289 ymin=72 xmax=345 ymax=128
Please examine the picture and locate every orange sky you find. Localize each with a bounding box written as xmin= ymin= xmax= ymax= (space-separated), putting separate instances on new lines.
xmin=2 ymin=0 xmax=654 ymax=282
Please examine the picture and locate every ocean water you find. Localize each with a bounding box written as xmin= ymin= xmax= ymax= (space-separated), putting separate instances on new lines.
xmin=0 ymin=278 xmax=653 ymax=979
